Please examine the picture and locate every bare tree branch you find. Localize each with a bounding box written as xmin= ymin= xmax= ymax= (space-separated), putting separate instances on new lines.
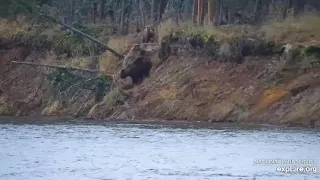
xmin=40 ymin=14 xmax=124 ymax=59
xmin=16 ymin=0 xmax=124 ymax=59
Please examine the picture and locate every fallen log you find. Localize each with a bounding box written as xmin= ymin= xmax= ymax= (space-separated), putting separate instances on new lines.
xmin=16 ymin=1 xmax=123 ymax=59
xmin=40 ymin=14 xmax=124 ymax=59
xmin=11 ymin=61 xmax=100 ymax=73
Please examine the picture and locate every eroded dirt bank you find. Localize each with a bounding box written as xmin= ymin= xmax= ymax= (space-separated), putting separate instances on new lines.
xmin=1 ymin=13 xmax=320 ymax=128
xmin=1 ymin=36 xmax=320 ymax=128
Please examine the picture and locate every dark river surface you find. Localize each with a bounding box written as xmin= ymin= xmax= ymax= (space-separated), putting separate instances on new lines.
xmin=0 ymin=118 xmax=319 ymax=180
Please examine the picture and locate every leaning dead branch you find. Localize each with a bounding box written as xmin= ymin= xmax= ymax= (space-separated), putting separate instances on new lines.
xmin=11 ymin=61 xmax=101 ymax=73
xmin=16 ymin=1 xmax=124 ymax=59
xmin=40 ymin=14 xmax=124 ymax=59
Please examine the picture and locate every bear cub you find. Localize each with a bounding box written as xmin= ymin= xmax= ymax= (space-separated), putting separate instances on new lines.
xmin=142 ymin=26 xmax=155 ymax=43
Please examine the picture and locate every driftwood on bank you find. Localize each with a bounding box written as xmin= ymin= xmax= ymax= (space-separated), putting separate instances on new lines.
xmin=11 ymin=61 xmax=100 ymax=73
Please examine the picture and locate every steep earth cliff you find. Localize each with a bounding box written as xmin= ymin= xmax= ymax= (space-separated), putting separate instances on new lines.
xmin=1 ymin=18 xmax=320 ymax=128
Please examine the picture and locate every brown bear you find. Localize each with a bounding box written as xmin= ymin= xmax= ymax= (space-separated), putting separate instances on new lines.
xmin=120 ymin=56 xmax=152 ymax=85
xmin=141 ymin=26 xmax=155 ymax=43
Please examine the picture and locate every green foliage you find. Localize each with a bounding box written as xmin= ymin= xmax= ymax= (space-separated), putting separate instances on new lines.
xmin=304 ymin=46 xmax=320 ymax=58
xmin=0 ymin=0 xmax=53 ymax=19
xmin=48 ymin=69 xmax=113 ymax=103
xmin=94 ymin=74 xmax=111 ymax=102
xmin=50 ymin=69 xmax=83 ymax=92
xmin=10 ymin=24 xmax=100 ymax=56
xmin=104 ymin=90 xmax=128 ymax=106
xmin=199 ymin=31 xmax=214 ymax=43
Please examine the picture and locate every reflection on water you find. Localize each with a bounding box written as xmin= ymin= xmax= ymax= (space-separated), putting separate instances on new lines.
xmin=0 ymin=121 xmax=319 ymax=180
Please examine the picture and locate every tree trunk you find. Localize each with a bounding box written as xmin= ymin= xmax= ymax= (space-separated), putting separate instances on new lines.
xmin=214 ymin=0 xmax=221 ymax=25
xmin=262 ymin=0 xmax=270 ymax=21
xmin=183 ymin=0 xmax=193 ymax=20
xmin=151 ymin=0 xmax=155 ymax=22
xmin=70 ymin=0 xmax=75 ymax=25
xmin=293 ymin=0 xmax=305 ymax=17
xmin=125 ymin=0 xmax=132 ymax=34
xmin=157 ymin=0 xmax=161 ymax=21
xmin=100 ymin=0 xmax=106 ymax=20
xmin=159 ymin=0 xmax=169 ymax=20
xmin=120 ymin=0 xmax=126 ymax=33
xmin=92 ymin=2 xmax=98 ymax=24
xmin=208 ymin=0 xmax=213 ymax=25
xmin=197 ymin=0 xmax=202 ymax=25
xmin=192 ymin=0 xmax=197 ymax=23
xmin=139 ymin=0 xmax=145 ymax=27
xmin=254 ymin=0 xmax=262 ymax=23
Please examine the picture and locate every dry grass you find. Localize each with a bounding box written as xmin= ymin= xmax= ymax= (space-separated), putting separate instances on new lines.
xmin=157 ymin=13 xmax=320 ymax=46
xmin=99 ymin=35 xmax=137 ymax=73
xmin=161 ymin=100 xmax=181 ymax=117
xmin=41 ymin=101 xmax=63 ymax=116
xmin=157 ymin=18 xmax=243 ymax=42
xmin=158 ymin=86 xmax=178 ymax=100
xmin=0 ymin=18 xmax=29 ymax=38
xmin=88 ymin=89 xmax=127 ymax=118
xmin=0 ymin=103 xmax=15 ymax=115
xmin=99 ymin=51 xmax=119 ymax=73
xmin=157 ymin=17 xmax=261 ymax=43
xmin=0 ymin=19 xmax=29 ymax=38
xmin=66 ymin=57 xmax=92 ymax=69
xmin=259 ymin=13 xmax=320 ymax=45
xmin=103 ymin=89 xmax=127 ymax=106
xmin=196 ymin=84 xmax=221 ymax=100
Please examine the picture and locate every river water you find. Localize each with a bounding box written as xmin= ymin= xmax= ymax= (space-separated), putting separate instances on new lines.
xmin=0 ymin=120 xmax=319 ymax=180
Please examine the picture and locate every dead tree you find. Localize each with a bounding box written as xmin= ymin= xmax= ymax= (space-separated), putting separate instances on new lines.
xmin=100 ymin=0 xmax=106 ymax=20
xmin=92 ymin=2 xmax=98 ymax=24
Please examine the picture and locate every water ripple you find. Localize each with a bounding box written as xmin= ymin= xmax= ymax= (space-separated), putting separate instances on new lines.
xmin=0 ymin=122 xmax=319 ymax=180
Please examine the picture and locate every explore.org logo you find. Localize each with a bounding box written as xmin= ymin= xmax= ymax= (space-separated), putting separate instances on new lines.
xmin=276 ymin=166 xmax=318 ymax=174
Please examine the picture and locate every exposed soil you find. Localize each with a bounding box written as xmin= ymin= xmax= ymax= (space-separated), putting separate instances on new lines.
xmin=0 ymin=44 xmax=45 ymax=116
xmin=1 ymin=38 xmax=320 ymax=128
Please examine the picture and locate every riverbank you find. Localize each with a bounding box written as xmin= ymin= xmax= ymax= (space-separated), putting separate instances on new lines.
xmin=1 ymin=116 xmax=318 ymax=132
xmin=1 ymin=15 xmax=320 ymax=128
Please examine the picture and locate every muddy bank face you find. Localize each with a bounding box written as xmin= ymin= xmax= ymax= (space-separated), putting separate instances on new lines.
xmin=114 ymin=33 xmax=320 ymax=128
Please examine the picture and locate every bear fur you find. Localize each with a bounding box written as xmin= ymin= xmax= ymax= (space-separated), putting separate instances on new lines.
xmin=141 ymin=26 xmax=155 ymax=43
xmin=120 ymin=56 xmax=152 ymax=85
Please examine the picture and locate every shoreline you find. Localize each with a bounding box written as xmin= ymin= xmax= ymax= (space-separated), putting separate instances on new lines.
xmin=0 ymin=115 xmax=318 ymax=130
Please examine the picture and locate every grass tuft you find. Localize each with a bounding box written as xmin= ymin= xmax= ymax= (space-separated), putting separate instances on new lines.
xmin=41 ymin=101 xmax=63 ymax=116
